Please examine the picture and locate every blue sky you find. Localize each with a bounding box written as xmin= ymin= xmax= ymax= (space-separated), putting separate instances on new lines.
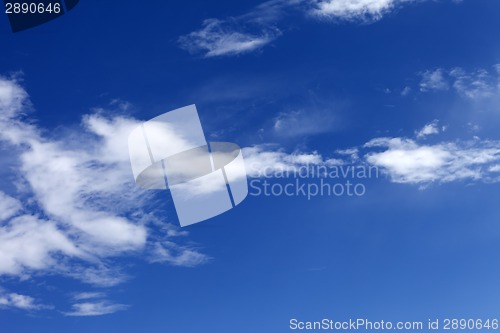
xmin=1 ymin=0 xmax=500 ymax=332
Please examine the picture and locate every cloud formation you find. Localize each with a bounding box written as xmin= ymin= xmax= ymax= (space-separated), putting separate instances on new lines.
xmin=415 ymin=120 xmax=441 ymax=139
xmin=243 ymin=144 xmax=344 ymax=178
xmin=273 ymin=108 xmax=337 ymax=137
xmin=65 ymin=292 xmax=127 ymax=316
xmin=364 ymin=137 xmax=500 ymax=184
xmin=0 ymin=77 xmax=209 ymax=315
xmin=179 ymin=0 xmax=443 ymax=57
xmin=245 ymin=120 xmax=500 ymax=186
xmin=0 ymin=291 xmax=45 ymax=311
xmin=311 ymin=0 xmax=411 ymax=22
xmin=178 ymin=0 xmax=298 ymax=57
xmin=420 ymin=69 xmax=450 ymax=92
xmin=178 ymin=18 xmax=281 ymax=57
xmin=2 ymin=74 xmax=498 ymax=315
xmin=419 ymin=65 xmax=500 ymax=99
xmin=65 ymin=301 xmax=128 ymax=317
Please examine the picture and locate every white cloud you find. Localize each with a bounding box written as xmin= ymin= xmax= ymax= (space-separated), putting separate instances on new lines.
xmin=0 ymin=78 xmax=29 ymax=118
xmin=401 ymin=86 xmax=412 ymax=96
xmin=0 ymin=79 xmax=148 ymax=273
xmin=179 ymin=0 xmax=306 ymax=57
xmin=415 ymin=120 xmax=440 ymax=139
xmin=242 ymin=131 xmax=500 ymax=186
xmin=364 ymin=137 xmax=500 ymax=184
xmin=179 ymin=19 xmax=280 ymax=57
xmin=0 ymin=77 xmax=208 ymax=313
xmin=243 ymin=145 xmax=344 ymax=177
xmin=489 ymin=164 xmax=500 ymax=172
xmin=242 ymin=133 xmax=500 ymax=186
xmin=0 ymin=215 xmax=85 ymax=276
xmin=449 ymin=67 xmax=497 ymax=99
xmin=418 ymin=65 xmax=500 ymax=99
xmin=311 ymin=0 xmax=407 ymax=22
xmin=149 ymin=241 xmax=210 ymax=267
xmin=180 ymin=0 xmax=444 ymax=57
xmin=72 ymin=292 xmax=106 ymax=301
xmin=243 ymin=121 xmax=500 ymax=186
xmin=65 ymin=301 xmax=128 ymax=317
xmin=420 ymin=69 xmax=449 ymax=92
xmin=0 ymin=191 xmax=22 ymax=220
xmin=246 ymin=116 xmax=500 ymax=186
xmin=66 ymin=291 xmax=128 ymax=316
xmin=0 ymin=292 xmax=44 ymax=310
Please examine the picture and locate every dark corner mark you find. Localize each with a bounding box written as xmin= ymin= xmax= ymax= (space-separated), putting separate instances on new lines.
xmin=3 ymin=0 xmax=80 ymax=33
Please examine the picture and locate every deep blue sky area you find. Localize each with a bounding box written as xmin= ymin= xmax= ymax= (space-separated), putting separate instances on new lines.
xmin=0 ymin=0 xmax=498 ymax=135
xmin=1 ymin=1 xmax=500 ymax=332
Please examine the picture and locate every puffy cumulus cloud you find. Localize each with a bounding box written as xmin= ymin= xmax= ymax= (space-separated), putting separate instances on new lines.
xmin=364 ymin=137 xmax=500 ymax=184
xmin=0 ymin=76 xmax=208 ymax=314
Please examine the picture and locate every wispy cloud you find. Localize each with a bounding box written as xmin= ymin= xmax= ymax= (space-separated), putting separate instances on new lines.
xmin=418 ymin=65 xmax=500 ymax=99
xmin=419 ymin=69 xmax=449 ymax=92
xmin=449 ymin=67 xmax=498 ymax=99
xmin=178 ymin=18 xmax=281 ymax=57
xmin=65 ymin=301 xmax=128 ymax=317
xmin=179 ymin=0 xmax=446 ymax=57
xmin=149 ymin=241 xmax=210 ymax=267
xmin=72 ymin=292 xmax=107 ymax=301
xmin=401 ymin=86 xmax=412 ymax=96
xmin=245 ymin=119 xmax=500 ymax=186
xmin=273 ymin=108 xmax=337 ymax=138
xmin=0 ymin=191 xmax=22 ymax=220
xmin=364 ymin=137 xmax=500 ymax=184
xmin=178 ymin=0 xmax=300 ymax=57
xmin=0 ymin=76 xmax=208 ymax=314
xmin=0 ymin=292 xmax=45 ymax=311
xmin=65 ymin=291 xmax=126 ymax=316
xmin=243 ymin=144 xmax=344 ymax=177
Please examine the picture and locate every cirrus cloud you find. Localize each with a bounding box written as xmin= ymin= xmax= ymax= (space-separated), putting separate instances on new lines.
xmin=179 ymin=0 xmax=453 ymax=57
